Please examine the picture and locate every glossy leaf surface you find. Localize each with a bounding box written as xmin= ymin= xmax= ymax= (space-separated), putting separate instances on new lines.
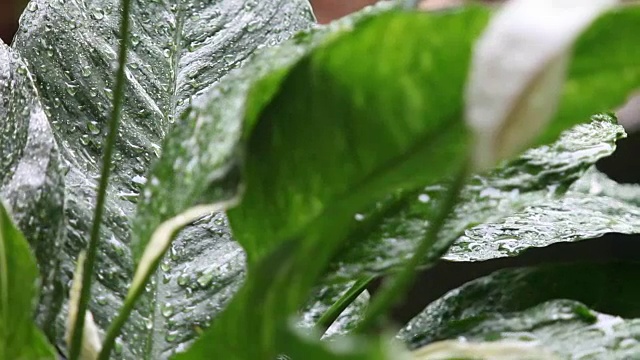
xmin=399 ymin=262 xmax=640 ymax=359
xmin=0 ymin=42 xmax=65 ymax=340
xmin=11 ymin=0 xmax=313 ymax=357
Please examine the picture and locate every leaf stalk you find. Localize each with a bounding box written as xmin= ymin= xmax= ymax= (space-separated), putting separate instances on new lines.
xmin=68 ymin=0 xmax=133 ymax=357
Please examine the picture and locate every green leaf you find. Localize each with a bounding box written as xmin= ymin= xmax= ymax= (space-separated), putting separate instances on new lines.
xmin=131 ymin=0 xmax=397 ymax=264
xmin=227 ymin=8 xmax=490 ymax=261
xmin=0 ymin=201 xmax=57 ymax=359
xmin=398 ymin=262 xmax=640 ymax=358
xmin=332 ymin=4 xmax=640 ymax=279
xmin=328 ymin=116 xmax=625 ymax=280
xmin=11 ymin=0 xmax=314 ymax=357
xmin=0 ymin=42 xmax=65 ymax=341
xmin=177 ymin=7 xmax=491 ymax=359
xmin=447 ymin=167 xmax=640 ymax=261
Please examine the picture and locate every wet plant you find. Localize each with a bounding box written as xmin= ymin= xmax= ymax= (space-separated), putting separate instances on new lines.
xmin=2 ymin=0 xmax=640 ymax=359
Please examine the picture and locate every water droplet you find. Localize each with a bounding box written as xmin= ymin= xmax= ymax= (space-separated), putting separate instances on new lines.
xmin=27 ymin=2 xmax=38 ymax=11
xmin=177 ymin=273 xmax=189 ymax=287
xmin=80 ymin=135 xmax=90 ymax=146
xmin=66 ymin=83 xmax=78 ymax=96
xmin=114 ymin=339 xmax=123 ymax=354
xmin=130 ymin=175 xmax=147 ymax=187
xmin=418 ymin=194 xmax=431 ymax=203
xmin=161 ymin=303 xmax=174 ymax=318
xmin=81 ymin=66 xmax=92 ymax=77
xmin=165 ymin=330 xmax=178 ymax=343
xmin=91 ymin=8 xmax=105 ymax=20
xmin=131 ymin=34 xmax=140 ymax=47
xmin=87 ymin=121 xmax=100 ymax=135
xmin=160 ymin=261 xmax=171 ymax=272
xmin=246 ymin=19 xmax=260 ymax=32
xmin=354 ymin=213 xmax=365 ymax=221
xmin=196 ymin=272 xmax=213 ymax=288
xmin=96 ymin=295 xmax=107 ymax=305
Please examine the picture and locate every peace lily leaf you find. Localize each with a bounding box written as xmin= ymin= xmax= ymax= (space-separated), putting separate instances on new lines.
xmin=226 ymin=8 xmax=491 ymax=262
xmin=131 ymin=0 xmax=397 ymax=264
xmin=11 ymin=0 xmax=314 ymax=357
xmin=466 ymin=0 xmax=616 ymax=169
xmin=328 ymin=2 xmax=640 ymax=278
xmin=0 ymin=42 xmax=65 ymax=341
xmin=177 ymin=7 xmax=490 ymax=359
xmin=127 ymin=6 xmax=397 ymax=357
xmin=398 ymin=262 xmax=640 ymax=358
xmin=327 ymin=116 xmax=625 ymax=280
xmin=446 ymin=168 xmax=640 ymax=261
xmin=0 ymin=201 xmax=57 ymax=359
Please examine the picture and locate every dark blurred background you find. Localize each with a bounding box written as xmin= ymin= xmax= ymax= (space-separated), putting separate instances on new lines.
xmin=3 ymin=0 xmax=640 ymax=327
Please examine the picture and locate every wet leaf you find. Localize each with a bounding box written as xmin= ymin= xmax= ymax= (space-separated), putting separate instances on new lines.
xmin=132 ymin=1 xmax=397 ymax=264
xmin=0 ymin=42 xmax=65 ymax=341
xmin=398 ymin=262 xmax=640 ymax=359
xmin=226 ymin=8 xmax=489 ymax=261
xmin=329 ymin=116 xmax=625 ymax=280
xmin=0 ymin=201 xmax=57 ymax=359
xmin=177 ymin=7 xmax=490 ymax=359
xmin=11 ymin=0 xmax=314 ymax=357
xmin=446 ymin=168 xmax=640 ymax=261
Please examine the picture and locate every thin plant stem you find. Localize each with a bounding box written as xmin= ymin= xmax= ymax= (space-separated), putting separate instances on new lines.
xmin=67 ymin=0 xmax=133 ymax=358
xmin=316 ymin=276 xmax=375 ymax=335
xmin=97 ymin=285 xmax=143 ymax=360
xmin=98 ymin=203 xmax=227 ymax=360
xmin=355 ymin=166 xmax=467 ymax=333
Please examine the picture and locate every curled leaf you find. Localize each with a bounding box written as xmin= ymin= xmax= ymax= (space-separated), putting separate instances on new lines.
xmin=66 ymin=252 xmax=101 ymax=360
xmin=465 ymin=0 xmax=616 ymax=169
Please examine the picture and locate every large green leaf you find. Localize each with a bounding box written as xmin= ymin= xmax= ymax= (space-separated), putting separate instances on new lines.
xmin=126 ymin=6 xmax=397 ymax=358
xmin=177 ymin=7 xmax=491 ymax=359
xmin=0 ymin=42 xmax=65 ymax=341
xmin=398 ymin=262 xmax=640 ymax=359
xmin=0 ymin=201 xmax=57 ymax=359
xmin=328 ymin=116 xmax=625 ymax=279
xmin=226 ymin=8 xmax=489 ymax=261
xmin=329 ymin=5 xmax=640 ymax=280
xmin=131 ymin=0 xmax=397 ymax=263
xmin=11 ymin=0 xmax=314 ymax=357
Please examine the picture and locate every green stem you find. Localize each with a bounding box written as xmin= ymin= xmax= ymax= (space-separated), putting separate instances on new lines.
xmin=355 ymin=166 xmax=467 ymax=333
xmin=316 ymin=276 xmax=375 ymax=335
xmin=97 ymin=285 xmax=144 ymax=360
xmin=68 ymin=0 xmax=133 ymax=358
xmin=98 ymin=204 xmax=225 ymax=360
